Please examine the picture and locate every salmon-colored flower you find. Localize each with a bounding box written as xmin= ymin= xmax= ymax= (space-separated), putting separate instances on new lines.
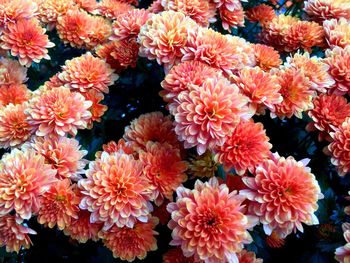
xmin=237 ymin=250 xmax=263 ymax=263
xmin=241 ymin=153 xmax=323 ymax=238
xmin=0 ymin=215 xmax=36 ymax=253
xmin=304 ymin=0 xmax=350 ymax=23
xmin=0 ymin=84 xmax=31 ymax=107
xmin=37 ymin=0 xmax=74 ymax=30
xmin=0 ymin=0 xmax=38 ymax=28
xmin=0 ymin=149 xmax=57 ymax=221
xmin=96 ymin=139 xmax=138 ymax=158
xmin=81 ymin=90 xmax=108 ymax=128
xmin=246 ymin=4 xmax=277 ymax=27
xmin=188 ymin=151 xmax=217 ymax=178
xmin=148 ymin=0 xmax=164 ymax=13
xmin=219 ymin=5 xmax=245 ymax=32
xmin=85 ymin=16 xmax=112 ymax=49
xmin=99 ymin=216 xmax=158 ymax=261
xmin=324 ymin=18 xmax=350 ymax=49
xmin=97 ymin=0 xmax=133 ymax=19
xmin=252 ymin=44 xmax=282 ymax=72
xmin=0 ymin=58 xmax=27 ymax=85
xmin=0 ymin=18 xmax=55 ymax=67
xmin=73 ymin=0 xmax=99 ymax=13
xmin=212 ymin=0 xmax=242 ymax=10
xmin=169 ymin=77 xmax=250 ymax=155
xmin=163 ymin=247 xmax=197 ymax=263
xmin=58 ymin=53 xmax=118 ymax=94
xmin=79 ymin=152 xmax=155 ymax=229
xmin=335 ymin=229 xmax=350 ymax=262
xmin=266 ymin=231 xmax=285 ymax=248
xmin=26 ymin=86 xmax=92 ymax=137
xmin=167 ymin=177 xmax=257 ymax=262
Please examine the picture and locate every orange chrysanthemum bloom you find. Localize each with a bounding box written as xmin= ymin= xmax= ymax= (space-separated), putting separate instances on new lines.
xmin=252 ymin=44 xmax=282 ymax=72
xmin=138 ymin=10 xmax=198 ymax=71
xmin=81 ymin=90 xmax=108 ymax=128
xmin=99 ymin=216 xmax=158 ymax=261
xmin=169 ymin=77 xmax=250 ymax=155
xmin=79 ymin=152 xmax=155 ymax=229
xmin=219 ymin=5 xmax=245 ymax=32
xmin=215 ymin=120 xmax=272 ymax=175
xmin=325 ymin=46 xmax=350 ymax=95
xmin=307 ymin=94 xmax=350 ymax=141
xmin=335 ymin=229 xmax=350 ymax=263
xmin=97 ymin=0 xmax=133 ymax=19
xmin=139 ymin=142 xmax=188 ymax=205
xmin=271 ymin=67 xmax=314 ymax=119
xmin=265 ymin=231 xmax=286 ymax=248
xmin=0 ymin=58 xmax=27 ymax=85
xmin=37 ymin=0 xmax=74 ymax=30
xmin=43 ymin=73 xmax=65 ymax=90
xmin=73 ymin=0 xmax=99 ymax=13
xmin=58 ymin=53 xmax=118 ymax=94
xmin=324 ymin=18 xmax=350 ymax=49
xmin=124 ymin=111 xmax=179 ymax=150
xmin=0 ymin=84 xmax=31 ymax=107
xmin=0 ymin=18 xmax=55 ymax=67
xmin=0 ymin=149 xmax=57 ymax=221
xmin=167 ymin=177 xmax=257 ymax=262
xmin=26 ymin=86 xmax=92 ymax=137
xmin=237 ymin=250 xmax=263 ymax=263
xmin=37 ymin=179 xmax=80 ymax=230
xmin=328 ymin=117 xmax=350 ymax=176
xmin=148 ymin=0 xmax=164 ymax=13
xmin=188 ymin=151 xmax=217 ymax=178
xmin=160 ymin=60 xmax=222 ymax=102
xmin=241 ymin=153 xmax=323 ymax=238
xmin=0 ymin=0 xmax=38 ymax=28
xmin=163 ymin=247 xmax=197 ymax=263
xmin=0 ymin=103 xmax=33 ymax=148
xmin=95 ymin=139 xmax=138 ymax=158
xmin=0 ymin=215 xmax=36 ymax=253
xmin=111 ymin=9 xmax=150 ymax=41
xmin=246 ymin=4 xmax=277 ymax=27
xmin=304 ymin=0 xmax=350 ymax=23
xmin=84 ymin=16 xmax=112 ymax=49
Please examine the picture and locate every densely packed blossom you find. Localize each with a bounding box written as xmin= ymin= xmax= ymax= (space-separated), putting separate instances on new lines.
xmin=237 ymin=250 xmax=263 ymax=263
xmin=219 ymin=5 xmax=245 ymax=31
xmin=73 ymin=0 xmax=99 ymax=13
xmin=0 ymin=0 xmax=38 ymax=28
xmin=0 ymin=84 xmax=31 ymax=107
xmin=246 ymin=4 xmax=277 ymax=27
xmin=324 ymin=18 xmax=350 ymax=49
xmin=97 ymin=0 xmax=133 ymax=19
xmin=252 ymin=44 xmax=282 ymax=72
xmin=304 ymin=0 xmax=350 ymax=22
xmin=0 ymin=58 xmax=27 ymax=85
xmin=81 ymin=90 xmax=108 ymax=128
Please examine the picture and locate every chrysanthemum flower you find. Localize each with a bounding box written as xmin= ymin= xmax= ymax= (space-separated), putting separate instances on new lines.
xmin=73 ymin=0 xmax=99 ymax=13
xmin=95 ymin=139 xmax=138 ymax=158
xmin=0 ymin=58 xmax=27 ymax=85
xmin=304 ymin=0 xmax=350 ymax=22
xmin=0 ymin=18 xmax=55 ymax=67
xmin=265 ymin=231 xmax=285 ymax=248
xmin=37 ymin=179 xmax=80 ymax=230
xmin=160 ymin=60 xmax=222 ymax=102
xmin=0 ymin=215 xmax=36 ymax=253
xmin=246 ymin=4 xmax=277 ymax=27
xmin=138 ymin=10 xmax=198 ymax=71
xmin=252 ymin=44 xmax=282 ymax=72
xmin=212 ymin=0 xmax=242 ymax=10
xmin=328 ymin=117 xmax=350 ymax=176
xmin=58 ymin=53 xmax=118 ymax=94
xmin=237 ymin=250 xmax=263 ymax=263
xmin=0 ymin=84 xmax=31 ymax=107
xmin=215 ymin=120 xmax=272 ymax=175
xmin=79 ymin=152 xmax=155 ymax=229
xmin=188 ymin=151 xmax=217 ymax=178
xmin=163 ymin=247 xmax=197 ymax=263
xmin=167 ymin=177 xmax=257 ymax=262
xmin=219 ymin=5 xmax=245 ymax=32
xmin=271 ymin=67 xmax=314 ymax=119
xmin=99 ymin=216 xmax=158 ymax=261
xmin=169 ymin=77 xmax=250 ymax=155
xmin=43 ymin=73 xmax=65 ymax=90
xmin=0 ymin=149 xmax=57 ymax=221
xmin=148 ymin=0 xmax=164 ymax=13
xmin=37 ymin=0 xmax=74 ymax=30
xmin=335 ymin=230 xmax=350 ymax=262
xmin=139 ymin=142 xmax=187 ymax=206
xmin=0 ymin=103 xmax=33 ymax=148
xmin=97 ymin=0 xmax=133 ymax=19
xmin=241 ymin=153 xmax=323 ymax=238
xmin=324 ymin=18 xmax=350 ymax=49
xmin=0 ymin=0 xmax=38 ymax=28
xmin=26 ymin=86 xmax=92 ymax=137
xmin=81 ymin=90 xmax=108 ymax=129
xmin=85 ymin=16 xmax=112 ymax=49
xmin=124 ymin=111 xmax=179 ymax=150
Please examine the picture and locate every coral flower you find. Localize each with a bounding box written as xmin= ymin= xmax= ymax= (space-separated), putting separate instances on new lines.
xmin=37 ymin=0 xmax=74 ymax=30
xmin=0 ymin=18 xmax=55 ymax=67
xmin=0 ymin=215 xmax=36 ymax=253
xmin=160 ymin=60 xmax=222 ymax=102
xmin=188 ymin=151 xmax=217 ymax=179
xmin=85 ymin=16 xmax=112 ymax=50
xmin=58 ymin=53 xmax=118 ymax=94
xmin=79 ymin=152 xmax=155 ymax=229
xmin=0 ymin=149 xmax=57 ymax=221
xmin=324 ymin=18 xmax=350 ymax=49
xmin=43 ymin=73 xmax=65 ymax=90
xmin=0 ymin=84 xmax=31 ymax=107
xmin=246 ymin=4 xmax=277 ymax=27
xmin=138 ymin=10 xmax=198 ymax=71
xmin=95 ymin=139 xmax=138 ymax=158
xmin=304 ymin=0 xmax=350 ymax=22
xmin=219 ymin=4 xmax=245 ymax=31
xmin=124 ymin=111 xmax=179 ymax=150
xmin=0 ymin=0 xmax=38 ymax=28
xmin=73 ymin=0 xmax=99 ymax=13
xmin=252 ymin=44 xmax=282 ymax=72
xmin=139 ymin=142 xmax=188 ymax=205
xmin=37 ymin=179 xmax=80 ymax=230
xmin=99 ymin=216 xmax=158 ymax=261
xmin=148 ymin=0 xmax=164 ymax=13
xmin=265 ymin=231 xmax=285 ymax=248
xmin=335 ymin=229 xmax=350 ymax=262
xmin=169 ymin=77 xmax=250 ymax=155
xmin=167 ymin=177 xmax=257 ymax=262
xmin=26 ymin=86 xmax=92 ymax=137
xmin=81 ymin=90 xmax=108 ymax=128
xmin=163 ymin=247 xmax=197 ymax=263
xmin=215 ymin=120 xmax=272 ymax=175
xmin=0 ymin=58 xmax=27 ymax=85
xmin=241 ymin=153 xmax=323 ymax=238
xmin=0 ymin=103 xmax=33 ymax=148
xmin=237 ymin=250 xmax=263 ymax=263
xmin=328 ymin=117 xmax=350 ymax=176
xmin=97 ymin=0 xmax=133 ymax=19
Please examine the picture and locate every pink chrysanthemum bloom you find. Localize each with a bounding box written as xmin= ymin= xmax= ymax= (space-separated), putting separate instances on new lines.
xmin=306 ymin=94 xmax=350 ymax=141
xmin=304 ymin=0 xmax=350 ymax=23
xmin=58 ymin=53 xmax=118 ymax=94
xmin=163 ymin=247 xmax=198 ymax=263
xmin=84 ymin=16 xmax=112 ymax=50
xmin=252 ymin=44 xmax=282 ymax=72
xmin=37 ymin=0 xmax=74 ymax=30
xmin=0 ymin=84 xmax=31 ymax=107
xmin=0 ymin=18 xmax=55 ymax=67
xmin=212 ymin=0 xmax=242 ymax=10
xmin=237 ymin=250 xmax=263 ymax=263
xmin=124 ymin=111 xmax=180 ymax=150
xmin=167 ymin=177 xmax=258 ymax=262
xmin=96 ymin=139 xmax=138 ymax=158
xmin=0 ymin=0 xmax=38 ymax=28
xmin=0 ymin=58 xmax=27 ymax=85
xmin=160 ymin=60 xmax=222 ymax=103
xmin=285 ymin=52 xmax=335 ymax=93
xmin=219 ymin=4 xmax=245 ymax=32
xmin=37 ymin=179 xmax=80 ymax=230
xmin=79 ymin=152 xmax=155 ymax=229
xmin=99 ymin=216 xmax=158 ymax=261
xmin=0 ymin=103 xmax=33 ymax=149
xmin=0 ymin=215 xmax=36 ymax=253
xmin=241 ymin=153 xmax=323 ymax=238
xmin=169 ymin=77 xmax=250 ymax=155
xmin=271 ymin=67 xmax=314 ymax=119
xmin=246 ymin=4 xmax=277 ymax=27
xmin=215 ymin=120 xmax=272 ymax=175
xmin=328 ymin=117 xmax=350 ymax=176
xmin=0 ymin=149 xmax=57 ymax=221
xmin=335 ymin=230 xmax=350 ymax=263
xmin=138 ymin=10 xmax=198 ymax=71
xmin=148 ymin=0 xmax=164 ymax=13
xmin=97 ymin=0 xmax=133 ymax=19
xmin=81 ymin=90 xmax=108 ymax=129
xmin=139 ymin=142 xmax=187 ymax=206
xmin=111 ymin=9 xmax=150 ymax=41
xmin=324 ymin=18 xmax=350 ymax=49
xmin=26 ymin=86 xmax=92 ymax=137
xmin=73 ymin=0 xmax=99 ymax=13
xmin=325 ymin=46 xmax=350 ymax=95
xmin=161 ymin=0 xmax=216 ymax=27
xmin=27 ymin=135 xmax=88 ymax=181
